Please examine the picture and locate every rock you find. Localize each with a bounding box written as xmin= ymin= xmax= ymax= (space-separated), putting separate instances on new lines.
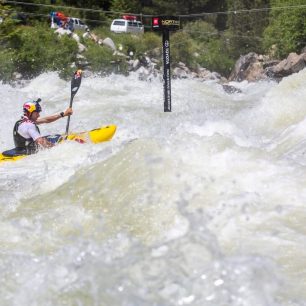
xmin=211 ymin=71 xmax=222 ymax=80
xmin=72 ymin=33 xmax=80 ymax=43
xmin=113 ymin=50 xmax=129 ymax=59
xmin=54 ymin=28 xmax=72 ymax=36
xmin=177 ymin=62 xmax=191 ymax=74
xmin=76 ymin=54 xmax=85 ymax=59
xmin=267 ymin=52 xmax=306 ymax=79
xmin=131 ymin=59 xmax=141 ymax=71
xmin=83 ymin=31 xmax=99 ymax=43
xmin=228 ymin=52 xmax=266 ymax=82
xmin=102 ymin=37 xmax=116 ymax=51
xmin=136 ymin=66 xmax=151 ymax=81
xmin=12 ymin=72 xmax=22 ymax=80
xmin=197 ymin=67 xmax=211 ymax=79
xmin=190 ymin=72 xmax=198 ymax=79
xmin=263 ymin=60 xmax=280 ymax=69
xmin=78 ymin=43 xmax=86 ymax=53
xmin=151 ymin=48 xmax=161 ymax=58
xmin=228 ymin=51 xmax=306 ymax=82
xmin=173 ymin=67 xmax=188 ymax=79
xmin=76 ymin=54 xmax=90 ymax=67
xmin=195 ymin=67 xmax=222 ymax=81
xmin=222 ymin=84 xmax=242 ymax=94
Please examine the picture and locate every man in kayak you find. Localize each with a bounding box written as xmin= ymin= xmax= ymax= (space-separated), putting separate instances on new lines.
xmin=13 ymin=99 xmax=73 ymax=154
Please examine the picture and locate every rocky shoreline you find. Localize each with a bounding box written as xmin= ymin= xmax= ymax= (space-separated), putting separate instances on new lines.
xmin=12 ymin=28 xmax=306 ymax=90
xmin=125 ymin=51 xmax=306 ymax=84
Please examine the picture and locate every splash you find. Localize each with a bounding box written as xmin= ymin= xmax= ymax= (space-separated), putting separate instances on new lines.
xmin=1 ymin=70 xmax=306 ymax=305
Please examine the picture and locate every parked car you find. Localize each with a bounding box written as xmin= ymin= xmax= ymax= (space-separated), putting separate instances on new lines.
xmin=68 ymin=17 xmax=88 ymax=31
xmin=50 ymin=12 xmax=88 ymax=31
xmin=110 ymin=16 xmax=144 ymax=34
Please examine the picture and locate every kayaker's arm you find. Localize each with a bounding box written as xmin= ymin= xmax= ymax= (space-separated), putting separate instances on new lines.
xmin=36 ymin=107 xmax=73 ymax=125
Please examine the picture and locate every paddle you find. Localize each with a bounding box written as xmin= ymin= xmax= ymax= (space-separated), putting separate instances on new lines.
xmin=65 ymin=69 xmax=82 ymax=135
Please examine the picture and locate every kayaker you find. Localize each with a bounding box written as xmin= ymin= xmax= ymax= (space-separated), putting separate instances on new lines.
xmin=13 ymin=99 xmax=73 ymax=154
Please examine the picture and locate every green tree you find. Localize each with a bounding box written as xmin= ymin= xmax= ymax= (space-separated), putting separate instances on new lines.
xmin=170 ymin=31 xmax=198 ymax=69
xmin=226 ymin=0 xmax=269 ymax=57
xmin=151 ymin=0 xmax=210 ymax=15
xmin=183 ymin=20 xmax=234 ymax=76
xmin=2 ymin=25 xmax=78 ymax=79
xmin=263 ymin=0 xmax=306 ymax=58
xmin=110 ymin=0 xmax=130 ymax=13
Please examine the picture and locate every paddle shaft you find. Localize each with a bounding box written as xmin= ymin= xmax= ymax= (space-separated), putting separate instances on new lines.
xmin=65 ymin=70 xmax=82 ymax=135
xmin=65 ymin=95 xmax=74 ymax=135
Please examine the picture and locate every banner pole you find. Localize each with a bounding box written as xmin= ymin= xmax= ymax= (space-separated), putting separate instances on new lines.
xmin=162 ymin=30 xmax=171 ymax=112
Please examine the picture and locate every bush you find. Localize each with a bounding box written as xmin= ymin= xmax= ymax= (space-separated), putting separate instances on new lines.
xmin=0 ymin=24 xmax=78 ymax=80
xmin=183 ymin=20 xmax=218 ymax=43
xmin=135 ymin=32 xmax=161 ymax=57
xmin=83 ymin=40 xmax=126 ymax=74
xmin=263 ymin=2 xmax=306 ymax=58
xmin=0 ymin=50 xmax=15 ymax=82
xmin=170 ymin=31 xmax=198 ymax=69
xmin=198 ymin=38 xmax=234 ymax=77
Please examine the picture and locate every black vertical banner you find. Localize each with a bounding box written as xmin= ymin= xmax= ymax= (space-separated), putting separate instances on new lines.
xmin=162 ymin=30 xmax=171 ymax=112
xmin=152 ymin=16 xmax=179 ymax=112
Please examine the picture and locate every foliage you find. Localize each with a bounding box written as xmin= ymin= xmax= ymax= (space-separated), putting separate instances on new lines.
xmin=92 ymin=27 xmax=160 ymax=57
xmin=110 ymin=0 xmax=141 ymax=14
xmin=263 ymin=0 xmax=306 ymax=58
xmin=148 ymin=0 xmax=211 ymax=15
xmin=170 ymin=31 xmax=198 ymax=69
xmin=182 ymin=21 xmax=234 ymax=76
xmin=226 ymin=0 xmax=269 ymax=57
xmin=0 ymin=25 xmax=78 ymax=80
xmin=83 ymin=39 xmax=122 ymax=74
xmin=198 ymin=37 xmax=235 ymax=77
xmin=0 ymin=50 xmax=15 ymax=82
xmin=183 ymin=20 xmax=218 ymax=43
xmin=1 ymin=0 xmax=306 ymax=81
xmin=137 ymin=32 xmax=161 ymax=57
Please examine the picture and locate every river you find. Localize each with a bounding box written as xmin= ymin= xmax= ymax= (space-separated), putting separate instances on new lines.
xmin=1 ymin=70 xmax=306 ymax=305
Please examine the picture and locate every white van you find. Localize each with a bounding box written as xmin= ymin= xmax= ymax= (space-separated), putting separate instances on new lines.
xmin=110 ymin=19 xmax=144 ymax=34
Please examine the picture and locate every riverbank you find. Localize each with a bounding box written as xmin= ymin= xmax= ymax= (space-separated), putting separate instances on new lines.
xmin=5 ymin=25 xmax=306 ymax=88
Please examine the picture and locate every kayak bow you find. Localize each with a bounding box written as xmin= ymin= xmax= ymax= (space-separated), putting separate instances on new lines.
xmin=0 ymin=124 xmax=116 ymax=163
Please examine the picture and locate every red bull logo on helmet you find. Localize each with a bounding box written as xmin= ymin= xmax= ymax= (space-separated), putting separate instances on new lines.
xmin=23 ymin=102 xmax=36 ymax=113
xmin=23 ymin=101 xmax=42 ymax=114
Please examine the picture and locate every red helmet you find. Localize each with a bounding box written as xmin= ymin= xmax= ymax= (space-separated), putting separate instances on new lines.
xmin=23 ymin=99 xmax=42 ymax=114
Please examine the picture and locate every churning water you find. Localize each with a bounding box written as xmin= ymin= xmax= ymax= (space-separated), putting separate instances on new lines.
xmin=1 ymin=70 xmax=306 ymax=306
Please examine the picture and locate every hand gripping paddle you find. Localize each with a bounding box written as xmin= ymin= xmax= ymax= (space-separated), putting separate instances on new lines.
xmin=65 ymin=69 xmax=82 ymax=135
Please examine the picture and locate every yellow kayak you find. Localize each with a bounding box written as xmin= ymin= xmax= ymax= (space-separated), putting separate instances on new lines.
xmin=0 ymin=124 xmax=116 ymax=163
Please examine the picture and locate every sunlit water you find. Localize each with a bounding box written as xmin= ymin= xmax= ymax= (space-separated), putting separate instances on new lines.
xmin=1 ymin=70 xmax=306 ymax=306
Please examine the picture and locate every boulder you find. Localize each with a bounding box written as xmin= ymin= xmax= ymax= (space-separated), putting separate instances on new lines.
xmin=78 ymin=43 xmax=86 ymax=53
xmin=222 ymin=84 xmax=242 ymax=94
xmin=102 ymin=37 xmax=116 ymax=51
xmin=197 ymin=67 xmax=212 ymax=79
xmin=267 ymin=52 xmax=306 ymax=79
xmin=173 ymin=67 xmax=188 ymax=79
xmin=83 ymin=31 xmax=99 ymax=43
xmin=131 ymin=59 xmax=141 ymax=71
xmin=54 ymin=28 xmax=72 ymax=36
xmin=228 ymin=52 xmax=266 ymax=82
xmin=136 ymin=66 xmax=151 ymax=81
xmin=72 ymin=33 xmax=80 ymax=43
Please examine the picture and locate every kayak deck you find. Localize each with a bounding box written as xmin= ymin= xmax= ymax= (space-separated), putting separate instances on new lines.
xmin=1 ymin=124 xmax=116 ymax=163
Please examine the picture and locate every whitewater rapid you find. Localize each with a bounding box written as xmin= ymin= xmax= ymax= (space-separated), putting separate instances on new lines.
xmin=1 ymin=70 xmax=306 ymax=305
